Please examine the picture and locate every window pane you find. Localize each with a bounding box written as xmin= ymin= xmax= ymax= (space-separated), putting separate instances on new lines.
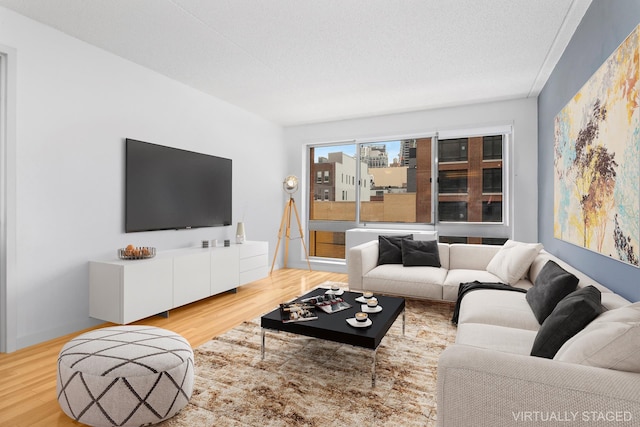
xmin=360 ymin=138 xmax=433 ymax=223
xmin=310 ymin=144 xmax=359 ymax=222
xmin=308 ymin=230 xmax=345 ymax=258
xmin=438 ymin=135 xmax=503 ymax=223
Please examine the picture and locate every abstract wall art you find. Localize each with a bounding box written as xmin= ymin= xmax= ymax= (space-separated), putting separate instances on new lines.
xmin=554 ymin=23 xmax=639 ymax=267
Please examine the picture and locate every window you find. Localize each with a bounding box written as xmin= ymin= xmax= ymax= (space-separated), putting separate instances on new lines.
xmin=308 ymin=131 xmax=508 ymax=260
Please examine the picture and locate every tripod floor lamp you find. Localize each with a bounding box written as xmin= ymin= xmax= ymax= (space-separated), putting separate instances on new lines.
xmin=270 ymin=175 xmax=311 ymax=274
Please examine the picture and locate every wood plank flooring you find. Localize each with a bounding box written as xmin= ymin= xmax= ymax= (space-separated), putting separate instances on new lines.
xmin=0 ymin=268 xmax=347 ymax=427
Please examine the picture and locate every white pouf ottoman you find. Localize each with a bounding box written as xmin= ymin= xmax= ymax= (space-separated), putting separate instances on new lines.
xmin=57 ymin=325 xmax=194 ymax=426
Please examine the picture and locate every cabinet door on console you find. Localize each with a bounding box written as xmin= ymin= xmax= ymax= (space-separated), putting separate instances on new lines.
xmin=173 ymin=251 xmax=211 ymax=307
xmin=122 ymin=258 xmax=173 ymax=324
xmin=211 ymin=246 xmax=240 ymax=295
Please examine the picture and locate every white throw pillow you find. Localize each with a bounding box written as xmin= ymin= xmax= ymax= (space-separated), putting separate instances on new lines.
xmin=486 ymin=240 xmax=543 ymax=285
xmin=554 ymin=302 xmax=640 ymax=373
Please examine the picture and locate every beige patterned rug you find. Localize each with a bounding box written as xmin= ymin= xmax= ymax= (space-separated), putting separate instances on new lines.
xmin=159 ymin=285 xmax=456 ymax=427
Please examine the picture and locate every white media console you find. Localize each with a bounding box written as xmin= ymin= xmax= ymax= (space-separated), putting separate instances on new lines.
xmin=89 ymin=241 xmax=268 ymax=324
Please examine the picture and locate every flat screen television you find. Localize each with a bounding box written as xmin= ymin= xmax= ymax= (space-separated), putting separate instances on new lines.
xmin=125 ymin=138 xmax=232 ymax=232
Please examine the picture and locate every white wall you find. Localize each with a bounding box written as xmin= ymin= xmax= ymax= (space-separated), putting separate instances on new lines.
xmin=283 ymin=98 xmax=538 ymax=270
xmin=0 ymin=7 xmax=285 ymax=351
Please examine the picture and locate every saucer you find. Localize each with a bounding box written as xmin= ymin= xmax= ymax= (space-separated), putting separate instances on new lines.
xmin=361 ymin=304 xmax=382 ymax=313
xmin=355 ymin=296 xmax=372 ymax=303
xmin=346 ymin=318 xmax=372 ymax=328
xmin=325 ymin=289 xmax=344 ymax=296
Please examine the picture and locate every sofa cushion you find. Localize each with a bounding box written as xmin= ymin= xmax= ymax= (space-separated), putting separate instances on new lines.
xmin=526 ymin=260 xmax=579 ymax=324
xmin=456 ymin=289 xmax=540 ymax=331
xmin=530 ymin=285 xmax=602 ymax=359
xmin=363 ymin=264 xmax=445 ymax=300
xmin=455 ymin=323 xmax=537 ymax=355
xmin=486 ymin=240 xmax=543 ymax=285
xmin=401 ymin=239 xmax=441 ymax=267
xmin=377 ymin=235 xmax=412 ymax=265
xmin=449 ymin=244 xmax=500 ymax=270
xmin=554 ymin=302 xmax=640 ymax=372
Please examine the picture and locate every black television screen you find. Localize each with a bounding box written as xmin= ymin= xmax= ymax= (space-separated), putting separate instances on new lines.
xmin=125 ymin=139 xmax=232 ymax=232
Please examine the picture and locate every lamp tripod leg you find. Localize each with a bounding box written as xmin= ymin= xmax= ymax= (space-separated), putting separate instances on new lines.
xmin=284 ymin=198 xmax=293 ymax=269
xmin=291 ymin=198 xmax=311 ymax=271
xmin=270 ymin=198 xmax=290 ymax=275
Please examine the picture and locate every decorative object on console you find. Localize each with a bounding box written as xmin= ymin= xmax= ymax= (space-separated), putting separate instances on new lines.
xmin=235 ymin=222 xmax=246 ymax=244
xmin=202 ymin=240 xmax=210 ymax=248
xmin=224 ymin=239 xmax=230 ymax=247
xmin=270 ymin=175 xmax=311 ymax=274
xmin=118 ymin=245 xmax=155 ymax=260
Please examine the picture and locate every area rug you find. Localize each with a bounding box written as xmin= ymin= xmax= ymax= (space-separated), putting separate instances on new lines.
xmin=159 ymin=284 xmax=456 ymax=427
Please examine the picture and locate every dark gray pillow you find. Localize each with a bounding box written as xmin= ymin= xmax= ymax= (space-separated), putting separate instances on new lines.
xmin=530 ymin=285 xmax=603 ymax=359
xmin=526 ymin=260 xmax=579 ymax=324
xmin=377 ymin=235 xmax=413 ymax=265
xmin=401 ymin=239 xmax=441 ymax=267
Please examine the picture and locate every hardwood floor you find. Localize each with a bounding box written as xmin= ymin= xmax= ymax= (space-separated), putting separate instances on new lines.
xmin=0 ymin=269 xmax=347 ymax=427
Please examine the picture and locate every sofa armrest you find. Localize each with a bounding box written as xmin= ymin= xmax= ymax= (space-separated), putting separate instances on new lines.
xmin=347 ymin=240 xmax=379 ymax=291
xmin=437 ymin=345 xmax=640 ymax=427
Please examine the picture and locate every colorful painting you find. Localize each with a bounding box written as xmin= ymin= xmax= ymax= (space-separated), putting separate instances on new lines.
xmin=554 ymin=23 xmax=640 ymax=267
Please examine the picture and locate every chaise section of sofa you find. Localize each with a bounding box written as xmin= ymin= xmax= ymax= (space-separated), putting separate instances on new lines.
xmin=437 ymin=345 xmax=640 ymax=427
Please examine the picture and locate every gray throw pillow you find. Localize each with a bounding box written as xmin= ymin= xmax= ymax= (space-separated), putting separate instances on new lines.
xmin=401 ymin=239 xmax=441 ymax=267
xmin=530 ymin=285 xmax=603 ymax=359
xmin=526 ymin=260 xmax=578 ymax=324
xmin=377 ymin=235 xmax=413 ymax=265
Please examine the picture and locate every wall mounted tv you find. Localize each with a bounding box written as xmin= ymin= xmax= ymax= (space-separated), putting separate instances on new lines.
xmin=125 ymin=138 xmax=232 ymax=233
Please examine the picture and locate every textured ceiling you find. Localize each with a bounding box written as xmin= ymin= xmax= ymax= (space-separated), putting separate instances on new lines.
xmin=0 ymin=0 xmax=592 ymax=125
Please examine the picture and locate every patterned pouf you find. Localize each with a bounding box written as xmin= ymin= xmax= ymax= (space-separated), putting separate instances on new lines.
xmin=56 ymin=325 xmax=194 ymax=427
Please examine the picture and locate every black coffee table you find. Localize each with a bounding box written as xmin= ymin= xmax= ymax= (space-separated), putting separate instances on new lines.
xmin=260 ymin=288 xmax=405 ymax=386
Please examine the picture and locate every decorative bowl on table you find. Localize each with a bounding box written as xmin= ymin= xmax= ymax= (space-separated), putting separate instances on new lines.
xmin=118 ymin=246 xmax=156 ymax=260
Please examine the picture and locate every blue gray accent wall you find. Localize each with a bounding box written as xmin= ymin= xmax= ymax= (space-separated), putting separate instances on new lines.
xmin=538 ymin=0 xmax=640 ymax=302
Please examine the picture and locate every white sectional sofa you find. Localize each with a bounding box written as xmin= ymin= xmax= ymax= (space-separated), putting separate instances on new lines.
xmin=348 ymin=239 xmax=640 ymax=426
